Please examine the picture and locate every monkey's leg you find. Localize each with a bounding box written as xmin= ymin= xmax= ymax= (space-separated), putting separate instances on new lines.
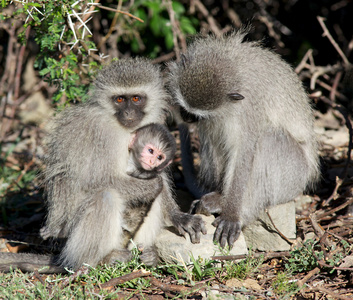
xmin=214 ymin=130 xmax=309 ymax=248
xmin=60 ymin=189 xmax=129 ymax=269
xmin=131 ymin=193 xmax=164 ymax=266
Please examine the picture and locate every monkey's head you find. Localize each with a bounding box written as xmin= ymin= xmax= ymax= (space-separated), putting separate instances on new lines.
xmin=167 ymin=41 xmax=244 ymax=121
xmin=128 ymin=124 xmax=176 ymax=178
xmin=91 ymin=58 xmax=169 ymax=129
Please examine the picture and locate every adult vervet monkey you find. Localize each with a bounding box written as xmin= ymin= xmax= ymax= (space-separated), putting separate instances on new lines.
xmin=39 ymin=58 xmax=206 ymax=269
xmin=168 ymin=30 xmax=319 ymax=248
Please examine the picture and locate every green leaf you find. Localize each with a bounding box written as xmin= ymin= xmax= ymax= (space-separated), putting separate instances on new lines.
xmin=39 ymin=68 xmax=50 ymax=76
xmin=165 ymin=31 xmax=174 ymax=50
xmin=150 ymin=14 xmax=162 ymax=36
xmin=172 ymin=1 xmax=185 ymax=15
xmin=144 ymin=1 xmax=161 ymax=13
xmin=180 ymin=16 xmax=197 ymax=34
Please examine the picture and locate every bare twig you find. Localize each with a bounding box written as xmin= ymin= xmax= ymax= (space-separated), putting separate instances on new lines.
xmin=297 ymin=267 xmax=320 ymax=287
xmin=61 ymin=265 xmax=90 ymax=287
xmin=266 ymin=209 xmax=295 ymax=244
xmin=164 ymin=0 xmax=186 ymax=60
xmin=317 ymin=16 xmax=350 ymax=66
xmin=81 ymin=0 xmax=100 ymax=23
xmin=211 ymin=251 xmax=291 ymax=261
xmin=319 ymin=197 xmax=353 ymax=219
xmin=309 ymin=213 xmax=334 ymax=248
xmin=97 ymin=0 xmax=122 ymax=50
xmin=257 ymin=15 xmax=284 ymax=48
xmin=97 ymin=5 xmax=144 ymax=23
xmin=309 ymin=286 xmax=353 ymax=300
xmin=319 ymin=96 xmax=353 ymax=206
xmin=315 ymin=78 xmax=348 ymax=101
xmin=295 ymin=49 xmax=314 ymax=74
xmin=330 ymin=71 xmax=343 ymax=101
xmin=149 ymin=277 xmax=205 ymax=294
xmin=324 ymin=176 xmax=344 ymax=205
xmin=98 ymin=269 xmax=151 ymax=291
xmin=152 ymin=52 xmax=176 ymax=64
xmin=193 ymin=0 xmax=222 ymax=36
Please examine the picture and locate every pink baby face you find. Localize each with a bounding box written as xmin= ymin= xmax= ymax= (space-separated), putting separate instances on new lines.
xmin=140 ymin=143 xmax=166 ymax=171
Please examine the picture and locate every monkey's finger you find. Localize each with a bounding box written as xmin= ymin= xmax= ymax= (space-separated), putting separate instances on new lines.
xmin=187 ymin=228 xmax=197 ymax=243
xmin=227 ymin=221 xmax=242 ymax=247
xmin=213 ymin=218 xmax=225 ymax=246
xmin=201 ymin=220 xmax=207 ymax=235
xmin=220 ymin=222 xmax=232 ymax=248
xmin=177 ymin=225 xmax=186 ymax=238
xmin=192 ymin=229 xmax=201 ymax=243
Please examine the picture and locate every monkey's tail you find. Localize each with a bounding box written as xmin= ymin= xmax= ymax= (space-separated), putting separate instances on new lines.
xmin=0 ymin=252 xmax=66 ymax=274
xmin=178 ymin=123 xmax=206 ymax=199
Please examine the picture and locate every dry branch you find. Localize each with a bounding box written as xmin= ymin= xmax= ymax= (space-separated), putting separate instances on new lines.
xmin=317 ymin=16 xmax=350 ymax=66
xmin=99 ymin=269 xmax=151 ymax=291
xmin=211 ymin=251 xmax=291 ymax=261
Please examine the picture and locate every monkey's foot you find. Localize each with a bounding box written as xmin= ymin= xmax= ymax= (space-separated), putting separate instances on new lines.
xmin=189 ymin=191 xmax=222 ymax=216
xmin=212 ymin=217 xmax=242 ymax=248
xmin=39 ymin=226 xmax=62 ymax=240
xmin=103 ymin=249 xmax=132 ymax=264
xmin=139 ymin=246 xmax=159 ymax=266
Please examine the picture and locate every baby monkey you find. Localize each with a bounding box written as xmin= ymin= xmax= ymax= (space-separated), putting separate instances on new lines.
xmin=127 ymin=123 xmax=176 ymax=180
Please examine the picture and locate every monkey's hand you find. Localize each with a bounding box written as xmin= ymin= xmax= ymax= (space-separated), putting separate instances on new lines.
xmin=212 ymin=216 xmax=242 ymax=248
xmin=189 ymin=191 xmax=222 ymax=216
xmin=171 ymin=213 xmax=207 ymax=243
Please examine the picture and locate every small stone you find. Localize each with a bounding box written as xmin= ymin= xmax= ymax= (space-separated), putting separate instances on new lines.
xmin=155 ymin=215 xmax=248 ymax=264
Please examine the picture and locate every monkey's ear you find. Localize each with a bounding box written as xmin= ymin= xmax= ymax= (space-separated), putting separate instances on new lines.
xmin=227 ymin=93 xmax=244 ymax=101
xmin=128 ymin=133 xmax=137 ymax=150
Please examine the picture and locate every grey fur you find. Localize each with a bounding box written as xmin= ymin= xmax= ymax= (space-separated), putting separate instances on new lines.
xmin=167 ymin=30 xmax=320 ymax=247
xmin=0 ymin=253 xmax=66 ymax=273
xmin=41 ymin=58 xmax=206 ymax=270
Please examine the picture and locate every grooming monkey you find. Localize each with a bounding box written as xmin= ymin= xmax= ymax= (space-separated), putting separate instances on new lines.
xmin=127 ymin=123 xmax=176 ymax=180
xmin=168 ymin=30 xmax=320 ymax=248
xmin=33 ymin=58 xmax=206 ymax=270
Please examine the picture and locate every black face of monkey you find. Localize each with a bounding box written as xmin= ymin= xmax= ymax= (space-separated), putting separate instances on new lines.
xmin=111 ymin=94 xmax=147 ymax=128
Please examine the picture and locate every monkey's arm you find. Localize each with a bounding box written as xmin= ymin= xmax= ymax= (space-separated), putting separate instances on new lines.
xmin=114 ymin=175 xmax=163 ymax=202
xmin=0 ymin=253 xmax=66 ymax=274
xmin=161 ymin=174 xmax=207 ymax=243
xmin=189 ymin=191 xmax=241 ymax=248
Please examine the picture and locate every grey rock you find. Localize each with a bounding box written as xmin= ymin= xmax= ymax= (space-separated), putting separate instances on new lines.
xmin=155 ymin=215 xmax=248 ymax=264
xmin=243 ymin=201 xmax=296 ymax=251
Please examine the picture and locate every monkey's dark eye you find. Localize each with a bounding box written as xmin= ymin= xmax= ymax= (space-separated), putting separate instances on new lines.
xmin=148 ymin=148 xmax=154 ymax=154
xmin=227 ymin=93 xmax=244 ymax=101
xmin=113 ymin=96 xmax=125 ymax=103
xmin=157 ymin=155 xmax=163 ymax=160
